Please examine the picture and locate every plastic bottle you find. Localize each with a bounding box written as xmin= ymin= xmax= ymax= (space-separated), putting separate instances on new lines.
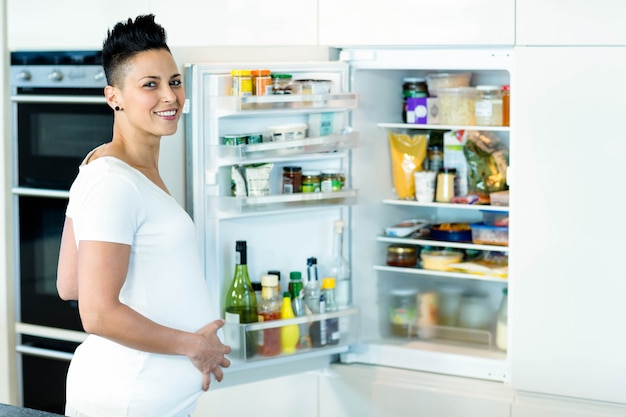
xmin=257 ymin=274 xmax=281 ymax=356
xmin=288 ymin=271 xmax=310 ymax=349
xmin=280 ymin=292 xmax=299 ymax=354
xmin=326 ymin=220 xmax=351 ymax=309
xmin=496 ymin=287 xmax=508 ymax=351
xmin=304 ymin=257 xmax=321 ymax=315
xmin=310 ymin=291 xmax=327 ymax=348
xmin=224 ymin=240 xmax=258 ymax=359
xmin=322 ymin=277 xmax=340 ymax=345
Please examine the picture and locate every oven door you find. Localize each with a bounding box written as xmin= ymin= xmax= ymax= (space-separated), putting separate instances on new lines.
xmin=17 ymin=194 xmax=83 ymax=331
xmin=13 ymin=92 xmax=113 ymax=190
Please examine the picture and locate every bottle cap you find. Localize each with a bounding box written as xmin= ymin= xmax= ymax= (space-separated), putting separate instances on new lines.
xmin=283 ymin=291 xmax=291 ymax=298
xmin=261 ymin=274 xmax=278 ymax=287
xmin=290 ymin=271 xmax=302 ymax=280
xmin=322 ymin=277 xmax=336 ymax=289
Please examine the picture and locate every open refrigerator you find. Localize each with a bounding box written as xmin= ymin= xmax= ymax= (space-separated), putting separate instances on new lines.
xmin=183 ymin=47 xmax=513 ymax=383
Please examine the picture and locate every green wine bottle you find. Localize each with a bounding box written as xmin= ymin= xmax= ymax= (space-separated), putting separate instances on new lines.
xmin=224 ymin=240 xmax=258 ymax=359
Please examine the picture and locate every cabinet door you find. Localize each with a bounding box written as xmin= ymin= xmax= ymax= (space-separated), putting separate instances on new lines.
xmin=512 ymin=46 xmax=626 ymax=404
xmin=516 ymin=0 xmax=626 ymax=45
xmin=319 ymin=0 xmax=514 ymax=47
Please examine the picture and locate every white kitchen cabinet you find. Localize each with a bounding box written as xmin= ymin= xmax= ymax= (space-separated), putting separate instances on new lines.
xmin=512 ymin=392 xmax=626 ymax=417
xmin=318 ymin=0 xmax=515 ymax=47
xmin=516 ymin=0 xmax=626 ymax=46
xmin=511 ymin=46 xmax=626 ymax=405
xmin=320 ymin=364 xmax=513 ymax=417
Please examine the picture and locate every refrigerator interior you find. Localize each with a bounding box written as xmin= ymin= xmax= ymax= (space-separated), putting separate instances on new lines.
xmin=343 ymin=48 xmax=513 ymax=382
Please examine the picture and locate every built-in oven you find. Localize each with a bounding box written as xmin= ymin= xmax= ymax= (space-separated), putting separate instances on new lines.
xmin=10 ymin=50 xmax=112 ymax=412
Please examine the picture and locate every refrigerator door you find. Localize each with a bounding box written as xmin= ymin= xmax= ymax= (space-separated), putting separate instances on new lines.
xmin=512 ymin=46 xmax=626 ymax=404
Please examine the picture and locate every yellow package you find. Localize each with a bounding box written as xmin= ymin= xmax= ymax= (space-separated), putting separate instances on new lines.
xmin=388 ymin=131 xmax=428 ymax=199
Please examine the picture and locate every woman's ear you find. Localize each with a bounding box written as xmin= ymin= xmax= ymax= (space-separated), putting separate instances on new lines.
xmin=104 ymin=85 xmax=122 ymax=111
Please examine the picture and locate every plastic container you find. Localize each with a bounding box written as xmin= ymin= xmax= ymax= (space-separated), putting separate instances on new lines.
xmin=386 ymin=245 xmax=418 ymax=267
xmin=389 ymin=289 xmax=418 ymax=337
xmin=470 ymin=222 xmax=509 ymax=246
xmin=425 ymin=72 xmax=472 ymax=97
xmin=437 ymin=87 xmax=477 ymax=125
xmin=251 ymin=69 xmax=271 ymax=96
xmin=231 ymin=69 xmax=252 ymax=96
xmin=458 ymin=292 xmax=492 ymax=330
xmin=294 ymin=79 xmax=332 ymax=94
xmin=435 ymin=167 xmax=456 ymax=202
xmin=428 ymin=223 xmax=472 ymax=242
xmin=269 ymin=73 xmax=300 ymax=95
xmin=489 ymin=190 xmax=509 ymax=206
xmin=269 ymin=123 xmax=307 ymax=142
xmin=481 ymin=210 xmax=509 ymax=227
xmin=420 ymin=250 xmax=463 ymax=271
xmin=475 ymin=85 xmax=503 ymax=126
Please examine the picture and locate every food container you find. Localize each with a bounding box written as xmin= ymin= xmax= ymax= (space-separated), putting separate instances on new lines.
xmin=425 ymin=72 xmax=472 ymax=97
xmin=489 ymin=190 xmax=509 ymax=206
xmin=481 ymin=210 xmax=509 ymax=227
xmin=385 ymin=219 xmax=429 ymax=238
xmin=470 ymin=222 xmax=509 ymax=246
xmin=269 ymin=123 xmax=307 ymax=142
xmin=420 ymin=250 xmax=463 ymax=271
xmin=437 ymin=87 xmax=477 ymax=126
xmin=269 ymin=74 xmax=301 ymax=95
xmin=386 ymin=245 xmax=418 ymax=267
xmin=389 ymin=289 xmax=418 ymax=337
xmin=428 ymin=223 xmax=472 ymax=242
xmin=294 ymin=79 xmax=332 ymax=94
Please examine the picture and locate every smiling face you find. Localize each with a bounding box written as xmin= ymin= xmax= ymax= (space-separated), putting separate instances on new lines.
xmin=107 ymin=48 xmax=185 ymax=140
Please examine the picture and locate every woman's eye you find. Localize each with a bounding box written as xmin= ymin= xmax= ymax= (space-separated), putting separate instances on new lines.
xmin=171 ymin=79 xmax=182 ymax=87
xmin=144 ymin=81 xmax=157 ymax=88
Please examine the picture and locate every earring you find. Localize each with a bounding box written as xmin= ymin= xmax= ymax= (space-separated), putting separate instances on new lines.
xmin=115 ymin=106 xmax=120 ymax=111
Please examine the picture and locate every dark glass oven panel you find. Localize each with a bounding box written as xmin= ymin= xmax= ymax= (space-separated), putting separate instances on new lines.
xmin=17 ymin=101 xmax=113 ymax=190
xmin=19 ymin=196 xmax=83 ymax=331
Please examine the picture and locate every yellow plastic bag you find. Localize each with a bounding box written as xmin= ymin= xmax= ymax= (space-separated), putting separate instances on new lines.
xmin=388 ymin=131 xmax=428 ymax=199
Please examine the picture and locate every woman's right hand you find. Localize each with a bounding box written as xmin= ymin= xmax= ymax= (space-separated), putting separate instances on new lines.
xmin=191 ymin=319 xmax=232 ymax=391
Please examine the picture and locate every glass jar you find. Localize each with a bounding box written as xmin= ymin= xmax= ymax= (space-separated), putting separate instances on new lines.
xmin=386 ymin=245 xmax=418 ymax=267
xmin=231 ymin=69 xmax=252 ymax=96
xmin=301 ymin=171 xmax=321 ymax=193
xmin=251 ymin=69 xmax=271 ymax=96
xmin=282 ymin=166 xmax=302 ymax=194
xmin=475 ymin=85 xmax=503 ymax=126
xmin=435 ymin=167 xmax=456 ymax=203
xmin=402 ymin=77 xmax=428 ymax=123
xmin=457 ymin=292 xmax=491 ymax=330
xmin=321 ymin=170 xmax=342 ymax=192
xmin=427 ymin=145 xmax=443 ymax=172
xmin=270 ymin=73 xmax=299 ymax=95
xmin=389 ymin=289 xmax=418 ymax=337
xmin=502 ymin=85 xmax=510 ymax=127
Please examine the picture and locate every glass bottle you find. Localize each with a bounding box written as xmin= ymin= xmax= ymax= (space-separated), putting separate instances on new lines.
xmin=304 ymin=257 xmax=321 ymax=315
xmin=224 ymin=240 xmax=258 ymax=359
xmin=496 ymin=287 xmax=508 ymax=351
xmin=326 ymin=220 xmax=351 ymax=308
xmin=322 ymin=277 xmax=340 ymax=345
xmin=257 ymin=274 xmax=281 ymax=357
xmin=280 ymin=292 xmax=299 ymax=354
xmin=288 ymin=271 xmax=310 ymax=349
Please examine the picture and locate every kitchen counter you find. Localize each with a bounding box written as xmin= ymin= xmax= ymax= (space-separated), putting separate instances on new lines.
xmin=0 ymin=404 xmax=63 ymax=417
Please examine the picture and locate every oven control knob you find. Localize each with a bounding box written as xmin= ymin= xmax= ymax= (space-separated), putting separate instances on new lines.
xmin=17 ymin=70 xmax=31 ymax=81
xmin=48 ymin=70 xmax=63 ymax=82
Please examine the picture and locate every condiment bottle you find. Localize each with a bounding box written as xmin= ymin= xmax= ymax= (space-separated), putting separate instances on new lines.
xmin=326 ymin=219 xmax=351 ymax=308
xmin=288 ymin=271 xmax=309 ymax=349
xmin=282 ymin=166 xmax=302 ymax=194
xmin=251 ymin=69 xmax=271 ymax=96
xmin=435 ymin=167 xmax=456 ymax=203
xmin=257 ymin=274 xmax=281 ymax=356
xmin=280 ymin=292 xmax=299 ymax=354
xmin=231 ymin=69 xmax=252 ymax=96
xmin=224 ymin=240 xmax=258 ymax=359
xmin=501 ymin=85 xmax=510 ymax=127
xmin=322 ymin=277 xmax=340 ymax=345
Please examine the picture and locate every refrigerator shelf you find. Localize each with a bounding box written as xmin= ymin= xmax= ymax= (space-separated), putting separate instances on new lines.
xmin=210 ymin=131 xmax=358 ymax=166
xmin=374 ymin=264 xmax=507 ymax=282
xmin=224 ymin=307 xmax=360 ymax=363
xmin=377 ymin=235 xmax=509 ymax=253
xmin=210 ymin=93 xmax=358 ymax=116
xmin=378 ymin=122 xmax=511 ymax=133
xmin=206 ymin=190 xmax=358 ymax=215
xmin=382 ymin=199 xmax=509 ymax=212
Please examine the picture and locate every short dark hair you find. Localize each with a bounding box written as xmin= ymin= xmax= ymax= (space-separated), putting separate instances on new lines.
xmin=102 ymin=14 xmax=171 ymax=87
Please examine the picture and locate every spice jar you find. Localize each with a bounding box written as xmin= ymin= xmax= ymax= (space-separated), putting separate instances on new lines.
xmin=231 ymin=69 xmax=252 ymax=96
xmin=301 ymin=171 xmax=321 ymax=193
xmin=282 ymin=166 xmax=302 ymax=194
xmin=435 ymin=167 xmax=456 ymax=203
xmin=386 ymin=245 xmax=418 ymax=267
xmin=389 ymin=289 xmax=418 ymax=337
xmin=475 ymin=85 xmax=503 ymax=126
xmin=251 ymin=69 xmax=271 ymax=96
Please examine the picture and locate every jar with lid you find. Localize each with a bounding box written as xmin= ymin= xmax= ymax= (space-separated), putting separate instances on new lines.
xmin=475 ymin=85 xmax=503 ymax=126
xmin=457 ymin=291 xmax=491 ymax=330
xmin=321 ymin=170 xmax=342 ymax=192
xmin=270 ymin=73 xmax=299 ymax=95
xmin=389 ymin=289 xmax=418 ymax=337
xmin=402 ymin=77 xmax=428 ymax=123
xmin=386 ymin=245 xmax=418 ymax=267
xmin=435 ymin=167 xmax=456 ymax=203
xmin=501 ymin=85 xmax=510 ymax=127
xmin=301 ymin=171 xmax=321 ymax=193
xmin=282 ymin=166 xmax=302 ymax=194
xmin=231 ymin=69 xmax=252 ymax=96
xmin=251 ymin=69 xmax=271 ymax=96
xmin=427 ymin=145 xmax=443 ymax=172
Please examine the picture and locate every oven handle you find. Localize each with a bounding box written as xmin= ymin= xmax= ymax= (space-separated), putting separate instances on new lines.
xmin=16 ymin=344 xmax=74 ymax=361
xmin=10 ymin=95 xmax=106 ymax=104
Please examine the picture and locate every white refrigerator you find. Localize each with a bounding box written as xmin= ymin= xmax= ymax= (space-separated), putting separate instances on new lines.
xmin=183 ymin=48 xmax=514 ymax=388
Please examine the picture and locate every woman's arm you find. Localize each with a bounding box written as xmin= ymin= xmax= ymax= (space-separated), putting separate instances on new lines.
xmin=57 ymin=217 xmax=79 ymax=301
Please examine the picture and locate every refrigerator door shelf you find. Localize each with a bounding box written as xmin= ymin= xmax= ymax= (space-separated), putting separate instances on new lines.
xmin=224 ymin=307 xmax=360 ymax=363
xmin=378 ymin=122 xmax=511 ymax=133
xmin=208 ymin=93 xmax=358 ymax=116
xmin=206 ymin=190 xmax=358 ymax=216
xmin=210 ymin=131 xmax=359 ymax=166
xmin=377 ymin=235 xmax=510 ymax=253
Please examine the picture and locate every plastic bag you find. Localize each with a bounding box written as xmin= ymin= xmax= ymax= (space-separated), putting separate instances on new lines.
xmin=463 ymin=131 xmax=509 ymax=204
xmin=388 ymin=131 xmax=428 ymax=200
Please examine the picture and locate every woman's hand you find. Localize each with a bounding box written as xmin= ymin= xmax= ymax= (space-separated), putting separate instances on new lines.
xmin=190 ymin=319 xmax=232 ymax=391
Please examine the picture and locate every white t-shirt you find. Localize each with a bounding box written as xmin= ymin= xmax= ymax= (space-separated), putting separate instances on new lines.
xmin=65 ymin=154 xmax=215 ymax=417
